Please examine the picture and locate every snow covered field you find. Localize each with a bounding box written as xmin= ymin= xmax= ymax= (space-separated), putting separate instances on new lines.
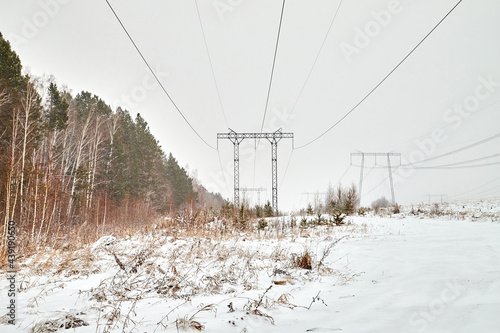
xmin=1 ymin=199 xmax=500 ymax=332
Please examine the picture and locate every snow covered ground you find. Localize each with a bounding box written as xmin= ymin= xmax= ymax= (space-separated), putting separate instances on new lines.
xmin=1 ymin=199 xmax=500 ymax=332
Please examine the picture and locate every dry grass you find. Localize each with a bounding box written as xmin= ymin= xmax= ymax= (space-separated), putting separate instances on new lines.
xmin=5 ymin=209 xmax=369 ymax=332
xmin=30 ymin=314 xmax=89 ymax=333
xmin=77 ymin=228 xmax=351 ymax=330
xmin=294 ymin=251 xmax=312 ymax=270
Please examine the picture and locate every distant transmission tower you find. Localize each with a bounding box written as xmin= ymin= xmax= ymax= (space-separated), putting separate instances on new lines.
xmin=301 ymin=192 xmax=327 ymax=204
xmin=350 ymin=152 xmax=401 ymax=204
xmin=424 ymin=194 xmax=448 ymax=204
xmin=240 ymin=187 xmax=267 ymax=206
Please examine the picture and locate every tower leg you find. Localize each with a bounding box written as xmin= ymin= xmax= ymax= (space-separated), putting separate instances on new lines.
xmin=234 ymin=141 xmax=240 ymax=207
xmin=359 ymin=153 xmax=365 ymax=205
xmin=271 ymin=142 xmax=278 ymax=214
xmin=387 ymin=154 xmax=395 ymax=204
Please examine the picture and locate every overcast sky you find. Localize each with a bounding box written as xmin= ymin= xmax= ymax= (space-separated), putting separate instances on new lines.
xmin=1 ymin=0 xmax=499 ymax=211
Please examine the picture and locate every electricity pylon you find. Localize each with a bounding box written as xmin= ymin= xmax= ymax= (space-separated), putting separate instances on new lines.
xmin=240 ymin=187 xmax=267 ymax=206
xmin=301 ymin=192 xmax=327 ymax=203
xmin=350 ymin=152 xmax=401 ymax=204
xmin=218 ymin=128 xmax=293 ymax=213
xmin=424 ymin=194 xmax=448 ymax=204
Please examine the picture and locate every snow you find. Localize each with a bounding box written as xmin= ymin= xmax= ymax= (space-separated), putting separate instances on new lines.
xmin=1 ymin=199 xmax=500 ymax=332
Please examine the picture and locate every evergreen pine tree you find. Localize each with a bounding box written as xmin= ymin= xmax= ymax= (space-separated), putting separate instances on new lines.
xmin=46 ymin=82 xmax=69 ymax=131
xmin=264 ymin=201 xmax=274 ymax=217
xmin=165 ymin=153 xmax=193 ymax=211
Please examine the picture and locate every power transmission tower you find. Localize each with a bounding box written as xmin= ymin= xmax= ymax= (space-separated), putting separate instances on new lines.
xmin=350 ymin=152 xmax=401 ymax=204
xmin=301 ymin=192 xmax=327 ymax=212
xmin=301 ymin=192 xmax=327 ymax=203
xmin=218 ymin=128 xmax=293 ymax=213
xmin=424 ymin=194 xmax=448 ymax=204
xmin=240 ymin=187 xmax=267 ymax=206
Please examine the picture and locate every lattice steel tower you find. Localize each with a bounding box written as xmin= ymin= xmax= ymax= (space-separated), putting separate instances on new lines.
xmin=218 ymin=129 xmax=293 ymax=213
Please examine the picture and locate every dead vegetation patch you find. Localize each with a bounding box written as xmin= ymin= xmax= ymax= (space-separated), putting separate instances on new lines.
xmin=12 ymin=215 xmax=364 ymax=332
xmin=30 ymin=314 xmax=89 ymax=333
xmin=294 ymin=251 xmax=313 ymax=270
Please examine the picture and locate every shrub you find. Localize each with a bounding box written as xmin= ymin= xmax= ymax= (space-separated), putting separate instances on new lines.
xmin=430 ymin=203 xmax=443 ymax=216
xmin=331 ymin=209 xmax=346 ymax=226
xmin=343 ymin=184 xmax=358 ymax=215
xmin=294 ymin=251 xmax=312 ymax=270
xmin=393 ymin=203 xmax=401 ymax=214
xmin=238 ymin=204 xmax=247 ymax=229
xmin=306 ymin=203 xmax=314 ymax=216
xmin=264 ymin=201 xmax=274 ymax=217
xmin=326 ymin=183 xmax=359 ymax=216
xmin=257 ymin=218 xmax=268 ymax=230
xmin=371 ymin=196 xmax=390 ymax=210
xmin=314 ymin=212 xmax=325 ymax=226
xmin=358 ymin=207 xmax=369 ymax=216
xmin=255 ymin=205 xmax=263 ymax=218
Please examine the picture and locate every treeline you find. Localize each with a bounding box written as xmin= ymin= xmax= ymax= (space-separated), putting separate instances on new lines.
xmin=0 ymin=33 xmax=223 ymax=252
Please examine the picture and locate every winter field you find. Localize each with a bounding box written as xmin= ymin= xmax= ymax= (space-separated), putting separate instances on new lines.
xmin=1 ymin=198 xmax=500 ymax=333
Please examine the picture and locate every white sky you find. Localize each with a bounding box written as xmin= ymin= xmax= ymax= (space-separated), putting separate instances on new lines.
xmin=1 ymin=0 xmax=499 ymax=211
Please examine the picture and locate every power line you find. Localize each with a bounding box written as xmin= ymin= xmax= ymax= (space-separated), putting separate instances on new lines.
xmin=362 ymin=165 xmax=376 ymax=181
xmin=375 ymin=98 xmax=500 ymax=152
xmin=283 ymin=0 xmax=344 ymax=128
xmin=254 ymin=0 xmax=286 ymax=187
xmin=335 ymin=164 xmax=351 ymax=187
xmin=450 ymin=175 xmax=500 ymax=199
xmin=217 ymin=148 xmax=231 ymax=199
xmin=460 ymin=183 xmax=500 ymax=200
xmin=353 ymin=161 xmax=500 ymax=170
xmin=411 ymin=161 xmax=500 ymax=170
xmin=363 ymin=176 xmax=389 ymax=197
xmin=279 ymin=148 xmax=295 ymax=189
xmin=477 ymin=189 xmax=500 ymax=199
xmin=474 ymin=184 xmax=500 ymax=197
xmin=194 ymin=0 xmax=229 ymax=129
xmin=353 ymin=151 xmax=500 ymax=169
xmin=409 ymin=153 xmax=500 ymax=169
xmin=402 ymin=132 xmax=500 ymax=166
xmin=363 ymin=166 xmax=401 ymax=197
xmin=104 ymin=0 xmax=216 ymax=150
xmin=260 ymin=0 xmax=287 ymax=132
xmin=295 ymin=0 xmax=463 ymax=150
